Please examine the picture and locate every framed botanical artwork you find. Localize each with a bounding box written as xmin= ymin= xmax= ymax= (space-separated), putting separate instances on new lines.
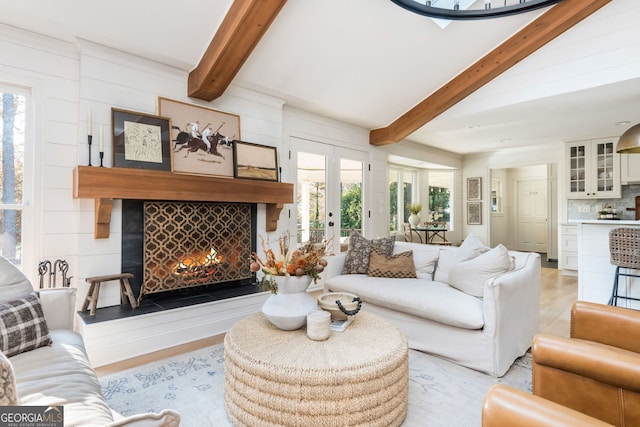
xmin=467 ymin=177 xmax=482 ymax=200
xmin=467 ymin=202 xmax=482 ymax=225
xmin=233 ymin=141 xmax=279 ymax=182
xmin=112 ymin=108 xmax=172 ymax=171
xmin=157 ymin=97 xmax=240 ymax=178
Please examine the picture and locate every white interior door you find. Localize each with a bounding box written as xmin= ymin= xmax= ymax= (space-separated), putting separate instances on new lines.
xmin=291 ymin=137 xmax=366 ymax=253
xmin=516 ymin=179 xmax=548 ymax=253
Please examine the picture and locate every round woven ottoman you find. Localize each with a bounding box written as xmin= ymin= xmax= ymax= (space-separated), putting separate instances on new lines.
xmin=224 ymin=311 xmax=408 ymax=427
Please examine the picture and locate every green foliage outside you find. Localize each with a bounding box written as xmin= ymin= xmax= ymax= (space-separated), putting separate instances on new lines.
xmin=429 ymin=186 xmax=450 ymax=222
xmin=340 ymin=183 xmax=361 ymax=235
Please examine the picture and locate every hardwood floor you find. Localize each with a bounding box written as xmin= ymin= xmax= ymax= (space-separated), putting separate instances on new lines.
xmin=95 ymin=267 xmax=577 ymax=377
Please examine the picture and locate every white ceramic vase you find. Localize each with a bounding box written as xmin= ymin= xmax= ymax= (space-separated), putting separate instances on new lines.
xmin=261 ymin=275 xmax=318 ymax=330
xmin=408 ymin=213 xmax=421 ymax=227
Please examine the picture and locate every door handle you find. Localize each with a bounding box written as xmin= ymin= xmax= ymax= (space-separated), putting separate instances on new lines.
xmin=328 ymin=221 xmax=334 ymax=227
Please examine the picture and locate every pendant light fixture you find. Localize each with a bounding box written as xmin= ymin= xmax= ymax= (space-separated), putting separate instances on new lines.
xmin=616 ymin=124 xmax=640 ymax=154
xmin=390 ymin=0 xmax=564 ymax=20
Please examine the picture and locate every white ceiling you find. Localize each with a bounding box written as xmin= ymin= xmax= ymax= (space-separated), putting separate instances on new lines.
xmin=1 ymin=0 xmax=639 ymax=157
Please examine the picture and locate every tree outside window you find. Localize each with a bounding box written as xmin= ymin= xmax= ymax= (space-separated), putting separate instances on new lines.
xmin=0 ymin=90 xmax=26 ymax=267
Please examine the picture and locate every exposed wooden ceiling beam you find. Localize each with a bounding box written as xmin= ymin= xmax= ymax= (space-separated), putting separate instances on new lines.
xmin=188 ymin=0 xmax=287 ymax=101
xmin=370 ymin=0 xmax=611 ymax=146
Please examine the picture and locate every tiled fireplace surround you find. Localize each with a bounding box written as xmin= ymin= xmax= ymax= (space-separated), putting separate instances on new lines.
xmin=73 ymin=167 xmax=294 ymax=367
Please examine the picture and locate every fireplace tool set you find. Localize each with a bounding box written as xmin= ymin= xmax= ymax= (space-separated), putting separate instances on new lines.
xmin=38 ymin=259 xmax=71 ymax=288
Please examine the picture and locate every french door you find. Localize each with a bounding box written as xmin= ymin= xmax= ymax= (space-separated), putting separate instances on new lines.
xmin=290 ymin=137 xmax=367 ymax=253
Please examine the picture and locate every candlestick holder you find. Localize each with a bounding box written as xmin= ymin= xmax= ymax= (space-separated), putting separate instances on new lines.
xmin=99 ymin=151 xmax=104 ymax=167
xmin=87 ymin=135 xmax=93 ymax=166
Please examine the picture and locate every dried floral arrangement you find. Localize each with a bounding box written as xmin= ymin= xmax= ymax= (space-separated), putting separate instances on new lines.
xmin=250 ymin=231 xmax=331 ymax=294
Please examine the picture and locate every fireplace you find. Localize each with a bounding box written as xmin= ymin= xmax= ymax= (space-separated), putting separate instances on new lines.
xmin=122 ymin=200 xmax=258 ymax=308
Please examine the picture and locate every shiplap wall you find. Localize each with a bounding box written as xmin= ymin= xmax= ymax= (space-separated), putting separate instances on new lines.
xmin=0 ymin=25 xmax=394 ymax=311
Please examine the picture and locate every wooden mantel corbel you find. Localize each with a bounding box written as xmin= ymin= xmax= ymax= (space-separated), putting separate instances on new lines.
xmin=73 ymin=166 xmax=294 ymax=239
xmin=95 ymin=198 xmax=114 ymax=239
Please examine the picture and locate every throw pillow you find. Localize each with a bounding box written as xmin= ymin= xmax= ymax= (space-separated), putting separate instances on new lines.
xmin=0 ymin=292 xmax=52 ymax=357
xmin=453 ymin=233 xmax=490 ymax=264
xmin=368 ymin=247 xmax=417 ymax=278
xmin=0 ymin=351 xmax=17 ymax=405
xmin=342 ymin=230 xmax=395 ymax=274
xmin=448 ymin=244 xmax=512 ymax=298
xmin=0 ymin=255 xmax=34 ymax=303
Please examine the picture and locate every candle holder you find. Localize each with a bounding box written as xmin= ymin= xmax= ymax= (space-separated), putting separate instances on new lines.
xmin=87 ymin=135 xmax=93 ymax=166
xmin=99 ymin=151 xmax=104 ymax=167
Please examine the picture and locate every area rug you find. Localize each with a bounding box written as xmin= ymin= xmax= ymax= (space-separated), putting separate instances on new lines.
xmin=98 ymin=345 xmax=532 ymax=426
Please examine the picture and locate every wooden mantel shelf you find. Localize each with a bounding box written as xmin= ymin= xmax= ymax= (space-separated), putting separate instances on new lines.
xmin=73 ymin=166 xmax=294 ymax=238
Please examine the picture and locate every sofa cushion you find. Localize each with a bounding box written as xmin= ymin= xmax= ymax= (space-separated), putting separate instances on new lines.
xmin=433 ymin=234 xmax=489 ymax=283
xmin=448 ymin=244 xmax=513 ymax=298
xmin=0 ymin=351 xmax=17 ymax=405
xmin=326 ymin=275 xmax=484 ymax=330
xmin=454 ymin=233 xmax=490 ymax=263
xmin=368 ymin=248 xmax=416 ymax=278
xmin=393 ymin=242 xmax=439 ymax=280
xmin=433 ymin=247 xmax=457 ymax=283
xmin=11 ymin=330 xmax=114 ymax=426
xmin=0 ymin=256 xmax=34 ymax=303
xmin=342 ymin=230 xmax=395 ymax=274
xmin=0 ymin=292 xmax=51 ymax=357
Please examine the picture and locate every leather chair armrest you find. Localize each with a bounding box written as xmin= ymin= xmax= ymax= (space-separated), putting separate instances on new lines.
xmin=482 ymin=385 xmax=614 ymax=427
xmin=533 ymin=333 xmax=640 ymax=393
xmin=571 ymin=301 xmax=640 ymax=353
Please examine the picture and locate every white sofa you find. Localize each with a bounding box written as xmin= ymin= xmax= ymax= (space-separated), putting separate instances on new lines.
xmin=324 ymin=239 xmax=541 ymax=377
xmin=0 ymin=257 xmax=180 ymax=426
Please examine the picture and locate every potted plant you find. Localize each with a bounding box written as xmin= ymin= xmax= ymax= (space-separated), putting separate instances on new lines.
xmin=407 ymin=203 xmax=422 ymax=227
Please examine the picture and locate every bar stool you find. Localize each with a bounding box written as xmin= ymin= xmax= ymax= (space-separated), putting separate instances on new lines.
xmin=608 ymin=228 xmax=640 ymax=307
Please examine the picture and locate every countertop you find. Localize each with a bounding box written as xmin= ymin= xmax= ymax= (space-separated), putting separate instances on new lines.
xmin=568 ymin=219 xmax=640 ymax=225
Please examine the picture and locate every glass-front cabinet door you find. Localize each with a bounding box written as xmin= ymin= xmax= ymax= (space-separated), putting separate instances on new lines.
xmin=566 ymin=139 xmax=620 ymax=199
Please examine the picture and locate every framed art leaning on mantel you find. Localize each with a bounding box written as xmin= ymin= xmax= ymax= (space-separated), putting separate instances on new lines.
xmin=112 ymin=108 xmax=172 ymax=171
xmin=158 ymin=97 xmax=240 ymax=178
xmin=233 ymin=140 xmax=279 ymax=182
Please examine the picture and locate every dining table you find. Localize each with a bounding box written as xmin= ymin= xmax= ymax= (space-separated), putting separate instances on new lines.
xmin=412 ymin=225 xmax=450 ymax=245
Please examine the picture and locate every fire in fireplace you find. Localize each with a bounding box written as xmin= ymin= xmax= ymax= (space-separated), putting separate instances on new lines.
xmin=172 ymin=247 xmax=223 ymax=283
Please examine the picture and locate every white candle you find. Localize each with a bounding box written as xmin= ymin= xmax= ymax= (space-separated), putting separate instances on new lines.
xmin=99 ymin=125 xmax=104 ymax=151
xmin=306 ymin=310 xmax=331 ymax=341
xmin=88 ymin=110 xmax=92 ymax=136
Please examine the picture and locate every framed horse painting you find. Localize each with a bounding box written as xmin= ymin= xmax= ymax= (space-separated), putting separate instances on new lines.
xmin=111 ymin=108 xmax=172 ymax=171
xmin=158 ymin=97 xmax=240 ymax=178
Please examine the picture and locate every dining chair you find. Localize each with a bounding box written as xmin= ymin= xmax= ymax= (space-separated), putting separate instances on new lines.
xmin=402 ymin=223 xmax=421 ymax=243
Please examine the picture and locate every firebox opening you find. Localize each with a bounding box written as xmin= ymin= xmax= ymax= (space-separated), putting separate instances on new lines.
xmin=79 ymin=199 xmax=262 ymax=324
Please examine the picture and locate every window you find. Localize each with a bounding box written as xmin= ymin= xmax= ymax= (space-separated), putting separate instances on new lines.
xmin=427 ymin=171 xmax=454 ymax=229
xmin=0 ymin=88 xmax=27 ymax=267
xmin=389 ymin=168 xmax=417 ymax=233
xmin=491 ymin=179 xmax=503 ymax=214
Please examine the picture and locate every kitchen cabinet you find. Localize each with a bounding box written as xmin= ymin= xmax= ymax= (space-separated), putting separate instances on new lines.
xmin=566 ymin=138 xmax=620 ymax=199
xmin=621 ymin=153 xmax=640 ymax=184
xmin=560 ymin=223 xmax=577 ymax=275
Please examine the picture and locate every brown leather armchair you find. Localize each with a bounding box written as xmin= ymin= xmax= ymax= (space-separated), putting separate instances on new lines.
xmin=531 ymin=301 xmax=640 ymax=426
xmin=482 ymin=384 xmax=613 ymax=426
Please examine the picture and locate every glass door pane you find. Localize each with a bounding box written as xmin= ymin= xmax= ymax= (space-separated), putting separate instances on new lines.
xmin=339 ymin=158 xmax=363 ymax=252
xmin=297 ymin=152 xmax=326 ymax=244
